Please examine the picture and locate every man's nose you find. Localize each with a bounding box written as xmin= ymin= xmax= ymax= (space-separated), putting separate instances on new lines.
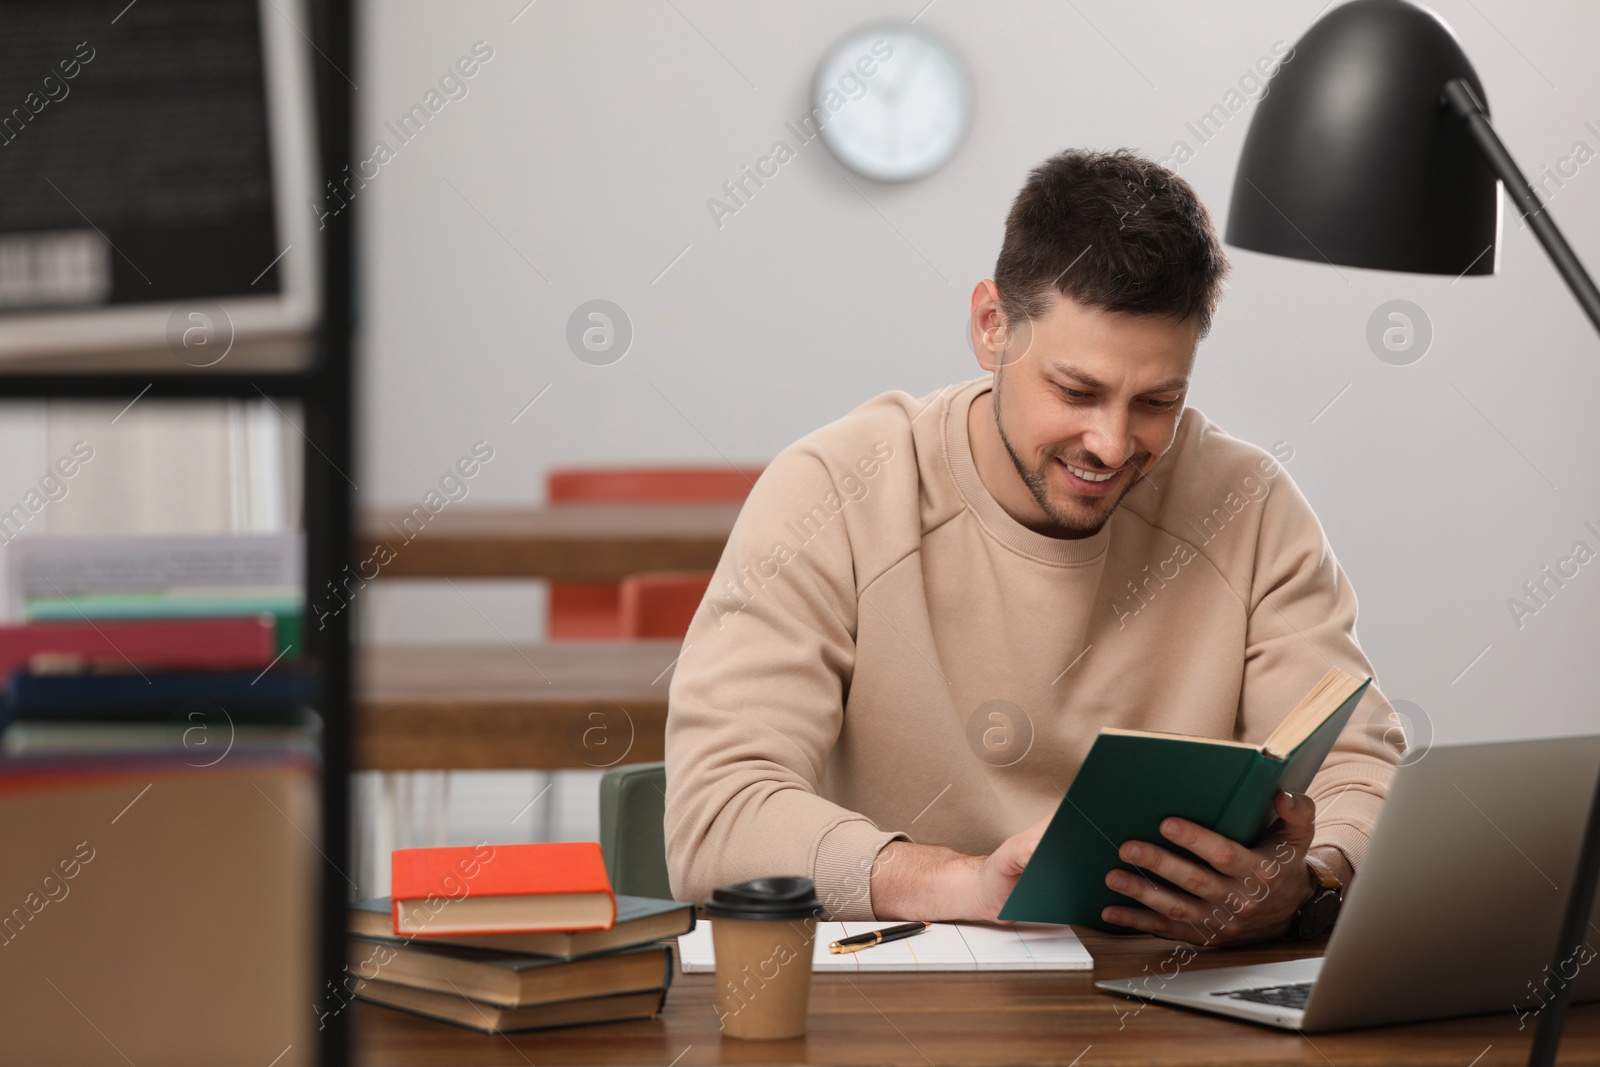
xmin=1083 ymin=408 xmax=1133 ymax=467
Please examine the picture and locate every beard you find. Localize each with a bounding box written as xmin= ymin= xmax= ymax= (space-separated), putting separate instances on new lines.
xmin=992 ymin=384 xmax=1145 ymax=538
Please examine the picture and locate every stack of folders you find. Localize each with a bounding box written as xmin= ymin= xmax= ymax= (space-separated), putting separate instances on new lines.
xmin=349 ymin=842 xmax=694 ymax=1034
xmin=0 ymin=533 xmax=317 ymax=757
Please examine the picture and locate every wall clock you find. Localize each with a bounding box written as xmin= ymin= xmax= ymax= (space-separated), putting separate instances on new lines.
xmin=812 ymin=23 xmax=973 ymax=183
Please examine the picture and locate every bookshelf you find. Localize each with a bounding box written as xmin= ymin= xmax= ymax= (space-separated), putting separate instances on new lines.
xmin=0 ymin=1 xmax=355 ymax=1064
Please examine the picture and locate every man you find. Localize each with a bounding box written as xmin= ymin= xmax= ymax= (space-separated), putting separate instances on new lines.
xmin=663 ymin=148 xmax=1402 ymax=947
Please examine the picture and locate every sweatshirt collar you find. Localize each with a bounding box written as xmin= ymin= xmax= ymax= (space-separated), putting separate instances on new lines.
xmin=943 ymin=377 xmax=1113 ymax=566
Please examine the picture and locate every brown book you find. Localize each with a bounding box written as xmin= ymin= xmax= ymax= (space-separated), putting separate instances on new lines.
xmin=347 ymin=936 xmax=673 ymax=1008
xmin=349 ymin=893 xmax=694 ymax=959
xmin=352 ymin=979 xmax=669 ymax=1034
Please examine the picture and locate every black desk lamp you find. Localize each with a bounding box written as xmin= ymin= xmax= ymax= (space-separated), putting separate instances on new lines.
xmin=1225 ymin=0 xmax=1600 ymax=1062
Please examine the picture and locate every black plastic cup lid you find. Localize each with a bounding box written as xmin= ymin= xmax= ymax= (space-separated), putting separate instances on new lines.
xmin=702 ymin=876 xmax=825 ymax=921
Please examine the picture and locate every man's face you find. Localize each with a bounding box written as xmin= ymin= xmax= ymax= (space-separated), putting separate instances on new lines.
xmin=975 ymin=286 xmax=1199 ymax=538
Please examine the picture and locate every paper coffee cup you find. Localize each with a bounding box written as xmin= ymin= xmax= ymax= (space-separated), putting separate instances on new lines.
xmin=703 ymin=876 xmax=824 ymax=1040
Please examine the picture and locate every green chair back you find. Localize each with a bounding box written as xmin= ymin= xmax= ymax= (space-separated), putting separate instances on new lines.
xmin=597 ymin=761 xmax=674 ymax=900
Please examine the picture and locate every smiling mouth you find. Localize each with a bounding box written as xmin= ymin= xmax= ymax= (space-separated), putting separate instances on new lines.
xmin=1056 ymin=457 xmax=1129 ymax=497
xmin=1063 ymin=461 xmax=1120 ymax=482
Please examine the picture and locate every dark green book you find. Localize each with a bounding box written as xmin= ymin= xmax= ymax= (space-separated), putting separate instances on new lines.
xmin=999 ymin=668 xmax=1372 ymax=930
xmin=348 ymin=893 xmax=694 ymax=960
xmin=347 ymin=936 xmax=673 ymax=1008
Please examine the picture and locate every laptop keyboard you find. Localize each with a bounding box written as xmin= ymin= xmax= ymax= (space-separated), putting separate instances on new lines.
xmin=1210 ymin=981 xmax=1313 ymax=1010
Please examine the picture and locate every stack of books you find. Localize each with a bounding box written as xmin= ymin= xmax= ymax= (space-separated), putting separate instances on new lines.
xmin=0 ymin=532 xmax=315 ymax=756
xmin=349 ymin=842 xmax=692 ymax=1034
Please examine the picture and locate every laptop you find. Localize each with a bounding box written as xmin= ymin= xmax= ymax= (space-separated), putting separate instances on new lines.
xmin=1095 ymin=733 xmax=1600 ymax=1031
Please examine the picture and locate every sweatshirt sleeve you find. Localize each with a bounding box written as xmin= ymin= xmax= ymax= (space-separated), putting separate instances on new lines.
xmin=1237 ymin=464 xmax=1404 ymax=874
xmin=663 ymin=441 xmax=910 ymax=919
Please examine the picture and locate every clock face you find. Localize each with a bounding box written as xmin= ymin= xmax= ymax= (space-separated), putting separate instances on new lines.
xmin=812 ymin=24 xmax=973 ymax=183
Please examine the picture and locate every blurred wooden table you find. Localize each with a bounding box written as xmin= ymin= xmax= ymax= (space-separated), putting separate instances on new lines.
xmin=352 ymin=926 xmax=1598 ymax=1065
xmin=358 ymin=504 xmax=739 ymax=579
xmin=356 ymin=640 xmax=680 ymax=770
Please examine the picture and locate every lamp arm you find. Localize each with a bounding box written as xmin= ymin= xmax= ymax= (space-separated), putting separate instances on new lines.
xmin=1442 ymin=78 xmax=1600 ymax=337
xmin=1524 ymin=765 xmax=1600 ymax=1067
xmin=1443 ymin=77 xmax=1600 ymax=1067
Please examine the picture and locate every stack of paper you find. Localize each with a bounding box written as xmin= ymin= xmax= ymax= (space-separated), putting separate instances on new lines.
xmin=677 ymin=920 xmax=1092 ymax=973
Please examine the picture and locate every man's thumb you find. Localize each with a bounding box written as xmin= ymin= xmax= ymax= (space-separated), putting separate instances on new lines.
xmin=1281 ymin=791 xmax=1316 ymax=836
xmin=1000 ymin=835 xmax=1040 ymax=878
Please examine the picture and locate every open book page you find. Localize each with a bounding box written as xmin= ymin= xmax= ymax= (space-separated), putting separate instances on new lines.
xmin=1262 ymin=667 xmax=1361 ymax=757
xmin=1099 ymin=666 xmax=1360 ymax=758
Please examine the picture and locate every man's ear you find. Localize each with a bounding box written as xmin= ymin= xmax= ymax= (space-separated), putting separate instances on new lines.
xmin=969 ymin=280 xmax=1009 ymax=373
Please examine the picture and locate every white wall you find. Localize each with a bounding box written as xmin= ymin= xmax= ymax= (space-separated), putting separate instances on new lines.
xmin=353 ymin=0 xmax=1600 ymax=751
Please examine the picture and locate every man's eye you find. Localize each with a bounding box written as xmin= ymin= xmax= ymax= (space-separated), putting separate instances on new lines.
xmin=1058 ymin=386 xmax=1179 ymax=409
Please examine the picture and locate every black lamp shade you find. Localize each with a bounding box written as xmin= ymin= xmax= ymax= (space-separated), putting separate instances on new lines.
xmin=1225 ymin=0 xmax=1501 ymax=275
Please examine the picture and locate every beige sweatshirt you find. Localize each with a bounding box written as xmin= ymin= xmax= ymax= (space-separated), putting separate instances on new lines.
xmin=664 ymin=375 xmax=1402 ymax=920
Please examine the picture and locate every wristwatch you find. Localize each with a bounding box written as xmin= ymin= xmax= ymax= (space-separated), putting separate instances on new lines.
xmin=1287 ymin=851 xmax=1345 ymax=940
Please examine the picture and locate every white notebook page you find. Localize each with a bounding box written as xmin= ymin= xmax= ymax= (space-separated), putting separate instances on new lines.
xmin=677 ymin=920 xmax=1092 ymax=973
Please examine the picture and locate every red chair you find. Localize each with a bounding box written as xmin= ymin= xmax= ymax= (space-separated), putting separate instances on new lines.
xmin=619 ymin=572 xmax=713 ymax=638
xmin=548 ymin=468 xmax=763 ymax=504
xmin=546 ymin=466 xmax=762 ymax=640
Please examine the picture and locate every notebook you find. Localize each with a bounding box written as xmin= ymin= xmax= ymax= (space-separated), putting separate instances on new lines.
xmin=677 ymin=920 xmax=1092 ymax=973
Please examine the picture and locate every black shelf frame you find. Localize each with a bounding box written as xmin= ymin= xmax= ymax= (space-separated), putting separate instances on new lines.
xmin=0 ymin=1 xmax=356 ymax=1063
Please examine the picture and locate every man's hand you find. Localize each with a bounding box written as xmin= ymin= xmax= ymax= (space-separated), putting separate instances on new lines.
xmin=971 ymin=814 xmax=1053 ymax=921
xmin=870 ymin=815 xmax=1052 ymax=922
xmin=1100 ymin=790 xmax=1336 ymax=947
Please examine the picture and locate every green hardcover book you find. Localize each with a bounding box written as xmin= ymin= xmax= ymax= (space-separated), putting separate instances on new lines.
xmin=348 ymin=893 xmax=695 ymax=960
xmin=346 ymin=937 xmax=674 ymax=1008
xmin=998 ymin=668 xmax=1372 ymax=930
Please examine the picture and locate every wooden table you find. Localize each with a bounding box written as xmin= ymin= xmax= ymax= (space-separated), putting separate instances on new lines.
xmin=352 ymin=926 xmax=1598 ymax=1065
xmin=358 ymin=504 xmax=740 ymax=579
xmin=356 ymin=640 xmax=681 ymax=770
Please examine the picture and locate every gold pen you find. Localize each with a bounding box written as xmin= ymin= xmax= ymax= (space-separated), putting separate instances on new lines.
xmin=828 ymin=921 xmax=930 ymax=954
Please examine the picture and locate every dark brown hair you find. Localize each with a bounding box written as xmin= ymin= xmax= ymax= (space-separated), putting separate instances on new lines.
xmin=994 ymin=148 xmax=1229 ymax=338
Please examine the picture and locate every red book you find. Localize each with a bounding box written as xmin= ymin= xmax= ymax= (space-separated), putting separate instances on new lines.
xmin=390 ymin=842 xmax=617 ymax=936
xmin=0 ymin=617 xmax=277 ymax=677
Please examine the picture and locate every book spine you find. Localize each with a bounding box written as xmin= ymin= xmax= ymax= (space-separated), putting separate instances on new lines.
xmin=0 ymin=618 xmax=277 ymax=676
xmin=8 ymin=672 xmax=315 ymax=710
xmin=24 ymin=601 xmax=301 ymax=658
